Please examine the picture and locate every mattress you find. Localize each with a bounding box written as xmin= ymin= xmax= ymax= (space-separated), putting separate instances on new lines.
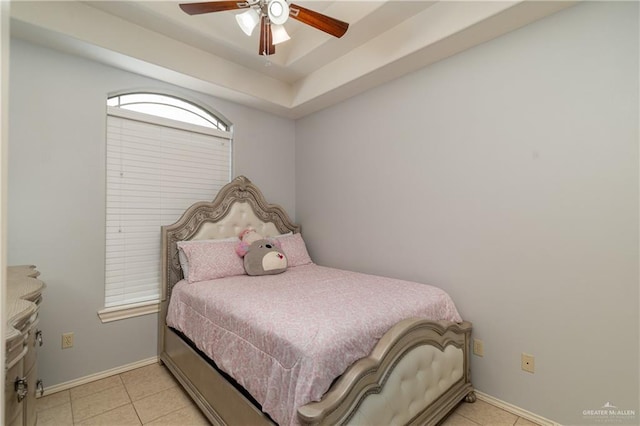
xmin=166 ymin=264 xmax=462 ymax=425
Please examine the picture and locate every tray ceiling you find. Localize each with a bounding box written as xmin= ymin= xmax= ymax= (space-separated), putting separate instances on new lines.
xmin=10 ymin=1 xmax=576 ymax=118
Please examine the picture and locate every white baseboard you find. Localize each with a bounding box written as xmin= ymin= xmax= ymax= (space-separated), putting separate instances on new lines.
xmin=40 ymin=356 xmax=160 ymax=397
xmin=476 ymin=391 xmax=561 ymax=426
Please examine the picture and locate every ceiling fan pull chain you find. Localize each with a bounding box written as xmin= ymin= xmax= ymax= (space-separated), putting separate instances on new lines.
xmin=262 ymin=18 xmax=267 ymax=55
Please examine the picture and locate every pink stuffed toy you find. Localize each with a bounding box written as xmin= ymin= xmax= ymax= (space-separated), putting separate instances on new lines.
xmin=238 ymin=228 xmax=262 ymax=245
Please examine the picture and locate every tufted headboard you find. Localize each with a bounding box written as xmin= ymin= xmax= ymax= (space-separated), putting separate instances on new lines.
xmin=160 ymin=176 xmax=300 ymax=301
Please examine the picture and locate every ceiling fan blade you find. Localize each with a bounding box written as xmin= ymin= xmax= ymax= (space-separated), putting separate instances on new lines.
xmin=259 ymin=16 xmax=275 ymax=56
xmin=289 ymin=3 xmax=349 ymax=38
xmin=179 ymin=1 xmax=249 ymax=15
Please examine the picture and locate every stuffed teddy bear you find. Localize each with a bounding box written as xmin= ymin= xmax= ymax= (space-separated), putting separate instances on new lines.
xmin=236 ymin=229 xmax=288 ymax=276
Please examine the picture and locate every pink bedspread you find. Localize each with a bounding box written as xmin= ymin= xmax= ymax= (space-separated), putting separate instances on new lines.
xmin=166 ymin=264 xmax=462 ymax=425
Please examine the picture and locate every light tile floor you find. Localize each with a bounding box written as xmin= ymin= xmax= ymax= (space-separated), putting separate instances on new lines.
xmin=440 ymin=400 xmax=541 ymax=426
xmin=37 ymin=363 xmax=540 ymax=426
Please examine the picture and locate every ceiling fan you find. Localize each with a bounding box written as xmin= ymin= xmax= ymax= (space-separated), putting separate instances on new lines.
xmin=179 ymin=0 xmax=349 ymax=56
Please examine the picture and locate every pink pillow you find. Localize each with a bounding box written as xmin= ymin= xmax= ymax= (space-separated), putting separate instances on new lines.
xmin=277 ymin=233 xmax=313 ymax=267
xmin=177 ymin=239 xmax=245 ymax=283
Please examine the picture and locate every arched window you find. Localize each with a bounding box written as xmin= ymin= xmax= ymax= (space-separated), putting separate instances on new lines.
xmin=107 ymin=92 xmax=229 ymax=131
xmin=100 ymin=92 xmax=233 ymax=321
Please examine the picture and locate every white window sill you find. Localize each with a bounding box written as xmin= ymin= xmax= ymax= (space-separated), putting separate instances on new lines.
xmin=98 ymin=301 xmax=160 ymax=323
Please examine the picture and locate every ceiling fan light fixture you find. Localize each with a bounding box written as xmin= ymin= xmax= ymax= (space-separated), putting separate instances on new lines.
xmin=268 ymin=0 xmax=289 ymax=25
xmin=271 ymin=24 xmax=290 ymax=45
xmin=179 ymin=1 xmax=349 ymax=56
xmin=236 ymin=8 xmax=260 ymax=36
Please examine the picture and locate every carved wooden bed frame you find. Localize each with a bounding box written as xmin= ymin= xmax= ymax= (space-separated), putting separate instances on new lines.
xmin=159 ymin=176 xmax=475 ymax=425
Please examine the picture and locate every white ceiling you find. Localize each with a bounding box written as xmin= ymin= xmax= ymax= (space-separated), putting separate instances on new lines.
xmin=10 ymin=0 xmax=576 ymax=118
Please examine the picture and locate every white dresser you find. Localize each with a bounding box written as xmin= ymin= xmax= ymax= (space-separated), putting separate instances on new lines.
xmin=5 ymin=265 xmax=45 ymax=426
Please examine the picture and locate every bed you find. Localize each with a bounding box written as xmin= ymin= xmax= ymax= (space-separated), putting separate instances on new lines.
xmin=158 ymin=176 xmax=476 ymax=425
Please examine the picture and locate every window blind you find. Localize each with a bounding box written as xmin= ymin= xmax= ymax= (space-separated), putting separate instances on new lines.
xmin=105 ymin=109 xmax=231 ymax=308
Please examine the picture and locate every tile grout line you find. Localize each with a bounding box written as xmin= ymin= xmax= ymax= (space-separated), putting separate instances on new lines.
xmin=69 ymin=377 xmax=130 ymax=425
xmin=119 ymin=371 xmax=187 ymax=425
xmin=70 ymin=394 xmax=75 ymax=425
xmin=72 ymin=403 xmax=128 ymax=426
xmin=74 ymin=399 xmax=132 ymax=425
xmin=455 ymin=411 xmax=484 ymax=425
xmin=117 ymin=373 xmax=142 ymax=426
xmin=139 ymin=386 xmax=191 ymax=425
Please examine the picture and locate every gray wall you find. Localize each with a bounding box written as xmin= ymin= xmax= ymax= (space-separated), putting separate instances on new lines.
xmin=295 ymin=2 xmax=638 ymax=425
xmin=8 ymin=38 xmax=296 ymax=387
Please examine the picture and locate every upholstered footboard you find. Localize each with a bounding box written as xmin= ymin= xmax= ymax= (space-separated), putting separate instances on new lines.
xmin=161 ymin=318 xmax=473 ymax=426
xmin=298 ymin=319 xmax=474 ymax=425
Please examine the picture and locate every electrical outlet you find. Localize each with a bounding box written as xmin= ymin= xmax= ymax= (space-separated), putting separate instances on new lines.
xmin=62 ymin=332 xmax=74 ymax=349
xmin=521 ymin=353 xmax=535 ymax=373
xmin=473 ymin=339 xmax=484 ymax=357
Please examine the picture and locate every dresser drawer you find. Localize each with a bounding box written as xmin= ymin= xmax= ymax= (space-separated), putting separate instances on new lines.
xmin=5 ymin=358 xmax=25 ymax=426
xmin=23 ymin=319 xmax=40 ymax=373
xmin=6 ymin=334 xmax=25 ymax=370
xmin=24 ymin=364 xmax=38 ymax=426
